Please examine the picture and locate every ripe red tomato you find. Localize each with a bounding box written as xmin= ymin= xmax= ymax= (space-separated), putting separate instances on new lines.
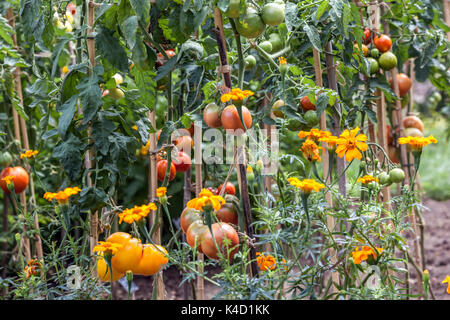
xmin=217 ymin=182 xmax=236 ymax=196
xmin=390 ymin=73 xmax=412 ymax=97
xmin=186 ymin=220 xmax=209 ymax=253
xmin=67 ymin=3 xmax=76 ymax=15
xmin=220 ymin=105 xmax=252 ymax=132
xmin=203 ymin=103 xmax=222 ymax=128
xmin=156 ymin=50 xmax=176 ymax=68
xmin=180 ymin=207 xmax=203 ymax=233
xmin=403 ymin=115 xmax=424 ymax=133
xmin=200 ymin=223 xmax=239 ymax=261
xmin=363 ymin=27 xmax=372 ymax=44
xmin=173 ymin=151 xmax=191 ymax=172
xmin=373 ymin=34 xmax=392 ymax=52
xmin=300 ymin=96 xmax=316 ymax=111
xmin=157 ymin=160 xmax=176 ymax=182
xmin=0 ymin=166 xmax=29 ymax=194
xmin=216 ymin=203 xmax=238 ymax=226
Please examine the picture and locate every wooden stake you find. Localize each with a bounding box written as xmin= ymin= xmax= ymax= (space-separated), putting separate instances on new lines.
xmin=444 ymin=0 xmax=450 ymax=41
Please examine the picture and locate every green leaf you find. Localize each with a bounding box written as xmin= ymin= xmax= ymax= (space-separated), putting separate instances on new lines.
xmin=316 ymin=0 xmax=329 ymax=20
xmin=0 ymin=16 xmax=14 ymax=45
xmin=285 ymin=2 xmax=300 ymax=33
xmin=76 ymin=70 xmax=104 ymax=124
xmin=120 ymin=15 xmax=138 ymax=49
xmin=96 ymin=26 xmax=128 ymax=72
xmin=131 ymin=67 xmax=157 ymax=110
xmin=130 ymin=0 xmax=150 ymax=25
xmin=51 ymin=39 xmax=69 ymax=79
xmin=92 ymin=113 xmax=117 ymax=156
xmin=316 ymin=93 xmax=329 ymax=118
xmin=53 ymin=133 xmax=84 ymax=181
xmin=303 ymin=24 xmax=322 ymax=52
xmin=155 ymin=56 xmax=177 ymax=81
xmin=56 ymin=94 xmax=79 ymax=139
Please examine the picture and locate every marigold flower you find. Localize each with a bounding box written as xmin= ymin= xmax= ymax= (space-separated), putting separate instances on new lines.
xmin=156 ymin=187 xmax=167 ymax=198
xmin=357 ymin=175 xmax=379 ymax=185
xmin=351 ymin=246 xmax=383 ymax=264
xmin=132 ymin=125 xmax=138 ymax=130
xmin=442 ymin=275 xmax=450 ymax=294
xmin=24 ymin=259 xmax=42 ymax=279
xmin=287 ymin=177 xmax=325 ymax=194
xmin=398 ymin=135 xmax=437 ymax=152
xmin=93 ymin=241 xmax=123 ymax=256
xmin=335 ymin=127 xmax=368 ymax=161
xmin=298 ymin=129 xmax=332 ymax=143
xmin=220 ymin=88 xmax=254 ymax=103
xmin=43 ymin=187 xmax=82 ymax=205
xmin=20 ymin=150 xmax=39 ymax=159
xmin=256 ymin=252 xmax=277 ymax=271
xmin=278 ymin=56 xmax=287 ymax=65
xmin=186 ymin=188 xmax=225 ymax=212
xmin=301 ymin=139 xmax=322 ymax=162
xmin=1 ymin=175 xmax=15 ymax=185
xmin=319 ymin=135 xmax=339 ymax=150
xmin=118 ymin=203 xmax=157 ymax=224
xmin=140 ymin=140 xmax=150 ymax=156
xmin=247 ymin=166 xmax=253 ymax=173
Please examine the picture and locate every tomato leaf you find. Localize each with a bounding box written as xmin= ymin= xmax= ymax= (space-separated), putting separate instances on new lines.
xmin=95 ymin=26 xmax=128 ymax=73
xmin=56 ymin=94 xmax=79 ymax=139
xmin=303 ymin=24 xmax=322 ymax=52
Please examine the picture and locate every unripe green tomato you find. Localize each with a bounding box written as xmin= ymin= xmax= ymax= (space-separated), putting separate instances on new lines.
xmin=259 ymin=40 xmax=273 ymax=53
xmin=378 ymin=51 xmax=397 ymax=71
xmin=223 ymin=0 xmax=241 ymax=18
xmin=0 ymin=151 xmax=13 ymax=167
xmin=378 ymin=172 xmax=391 ymax=185
xmin=360 ymin=161 xmax=366 ymax=169
xmin=368 ymin=181 xmax=378 ymax=190
xmin=268 ymin=33 xmax=283 ymax=53
xmin=245 ymin=55 xmax=257 ymax=70
xmin=389 ymin=168 xmax=405 ymax=183
xmin=286 ymin=118 xmax=304 ymax=131
xmin=304 ymin=110 xmax=319 ymax=127
xmin=261 ymin=2 xmax=285 ymax=26
xmin=367 ymin=57 xmax=379 ymax=74
xmin=370 ymin=48 xmax=380 ymax=58
xmin=270 ymin=183 xmax=280 ymax=198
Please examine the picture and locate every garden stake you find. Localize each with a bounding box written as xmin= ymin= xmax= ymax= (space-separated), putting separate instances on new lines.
xmin=213 ymin=8 xmax=259 ymax=278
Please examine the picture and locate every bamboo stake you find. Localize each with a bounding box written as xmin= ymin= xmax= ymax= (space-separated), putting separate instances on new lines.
xmin=312 ymin=48 xmax=339 ymax=292
xmin=6 ymin=8 xmax=31 ymax=262
xmin=193 ymin=120 xmax=204 ymax=300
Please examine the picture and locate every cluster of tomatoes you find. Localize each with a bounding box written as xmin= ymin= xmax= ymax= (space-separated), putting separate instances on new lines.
xmin=387 ymin=114 xmax=424 ymax=163
xmin=203 ymin=102 xmax=253 ymax=133
xmin=98 ymin=232 xmax=169 ymax=282
xmin=180 ymin=184 xmax=240 ymax=261
xmin=0 ymin=152 xmax=29 ymax=195
xmin=356 ymin=29 xmax=398 ymax=73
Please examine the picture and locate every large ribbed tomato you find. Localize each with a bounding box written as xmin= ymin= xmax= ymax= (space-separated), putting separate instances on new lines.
xmin=180 ymin=207 xmax=203 ymax=233
xmin=97 ymin=256 xmax=124 ymax=282
xmin=173 ymin=151 xmax=191 ymax=173
xmin=300 ymin=96 xmax=316 ymax=111
xmin=157 ymin=160 xmax=176 ymax=182
xmin=186 ymin=220 xmax=209 ymax=253
xmin=203 ymin=102 xmax=222 ymax=128
xmin=200 ymin=223 xmax=239 ymax=261
xmin=403 ymin=115 xmax=424 ymax=132
xmin=221 ymin=105 xmax=252 ymax=132
xmin=108 ymin=234 xmax=143 ymax=274
xmin=373 ymin=34 xmax=392 ymax=52
xmin=216 ymin=203 xmax=238 ymax=226
xmin=133 ymin=244 xmax=168 ymax=276
xmin=0 ymin=166 xmax=29 ymax=194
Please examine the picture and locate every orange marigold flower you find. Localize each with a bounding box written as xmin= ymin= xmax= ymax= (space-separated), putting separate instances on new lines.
xmin=335 ymin=127 xmax=368 ymax=161
xmin=442 ymin=275 xmax=450 ymax=294
xmin=287 ymin=177 xmax=325 ymax=193
xmin=220 ymin=88 xmax=254 ymax=103
xmin=93 ymin=241 xmax=123 ymax=256
xmin=24 ymin=259 xmax=42 ymax=279
xmin=351 ymin=246 xmax=383 ymax=264
xmin=186 ymin=188 xmax=225 ymax=212
xmin=156 ymin=187 xmax=167 ymax=198
xmin=43 ymin=187 xmax=82 ymax=205
xmin=118 ymin=203 xmax=157 ymax=224
xmin=398 ymin=135 xmax=437 ymax=151
xmin=132 ymin=125 xmax=138 ymax=130
xmin=278 ymin=56 xmax=287 ymax=65
xmin=357 ymin=175 xmax=379 ymax=185
xmin=1 ymin=175 xmax=15 ymax=185
xmin=298 ymin=129 xmax=332 ymax=143
xmin=301 ymin=139 xmax=323 ymax=162
xmin=140 ymin=140 xmax=150 ymax=156
xmin=20 ymin=150 xmax=39 ymax=159
xmin=319 ymin=135 xmax=339 ymax=150
xmin=256 ymin=252 xmax=277 ymax=271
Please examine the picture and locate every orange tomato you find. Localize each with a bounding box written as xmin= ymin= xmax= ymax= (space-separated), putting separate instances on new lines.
xmin=97 ymin=257 xmax=124 ymax=282
xmin=200 ymin=223 xmax=239 ymax=261
xmin=175 ymin=135 xmax=193 ymax=152
xmin=134 ymin=245 xmax=160 ymax=276
xmin=391 ymin=73 xmax=412 ymax=97
xmin=217 ymin=182 xmax=236 ymax=196
xmin=403 ymin=115 xmax=424 ymax=132
xmin=0 ymin=166 xmax=29 ymax=194
xmin=373 ymin=34 xmax=392 ymax=52
xmin=157 ymin=160 xmax=176 ymax=182
xmin=220 ymin=105 xmax=252 ymax=132
xmin=109 ymin=237 xmax=143 ymax=274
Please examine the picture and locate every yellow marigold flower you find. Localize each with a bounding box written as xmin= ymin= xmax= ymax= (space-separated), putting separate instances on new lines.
xmin=43 ymin=187 xmax=82 ymax=205
xmin=1 ymin=175 xmax=15 ymax=185
xmin=256 ymin=252 xmax=277 ymax=271
xmin=357 ymin=175 xmax=379 ymax=185
xmin=186 ymin=188 xmax=225 ymax=212
xmin=298 ymin=129 xmax=332 ymax=143
xmin=156 ymin=187 xmax=167 ymax=198
xmin=24 ymin=259 xmax=42 ymax=279
xmin=220 ymin=88 xmax=254 ymax=103
xmin=140 ymin=140 xmax=150 ymax=156
xmin=62 ymin=66 xmax=69 ymax=74
xmin=118 ymin=203 xmax=157 ymax=224
xmin=351 ymin=246 xmax=383 ymax=264
xmin=301 ymin=139 xmax=322 ymax=162
xmin=247 ymin=166 xmax=253 ymax=173
xmin=93 ymin=241 xmax=123 ymax=256
xmin=278 ymin=56 xmax=287 ymax=65
xmin=442 ymin=275 xmax=450 ymax=294
xmin=335 ymin=127 xmax=368 ymax=161
xmin=319 ymin=135 xmax=339 ymax=150
xmin=398 ymin=135 xmax=437 ymax=151
xmin=20 ymin=150 xmax=39 ymax=159
xmin=287 ymin=177 xmax=325 ymax=194
xmin=132 ymin=125 xmax=138 ymax=130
